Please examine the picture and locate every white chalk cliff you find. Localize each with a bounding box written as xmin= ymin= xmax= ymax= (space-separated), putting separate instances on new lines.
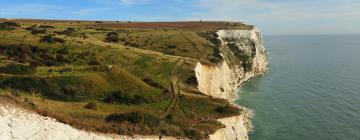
xmin=196 ymin=27 xmax=268 ymax=140
xmin=0 ymin=103 xmax=177 ymax=140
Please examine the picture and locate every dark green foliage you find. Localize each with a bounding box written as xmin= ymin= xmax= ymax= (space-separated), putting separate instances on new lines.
xmin=38 ymin=25 xmax=54 ymax=28
xmin=185 ymin=75 xmax=198 ymax=86
xmin=210 ymin=45 xmax=223 ymax=63
xmin=88 ymin=60 xmax=101 ymax=65
xmin=105 ymin=32 xmax=119 ymax=42
xmin=184 ymin=128 xmax=204 ymax=140
xmin=0 ymin=63 xmax=36 ymax=75
xmin=105 ymin=111 xmax=160 ymax=125
xmin=215 ymin=105 xmax=238 ymax=114
xmin=30 ymin=28 xmax=47 ymax=34
xmin=167 ymin=45 xmax=177 ymax=49
xmin=103 ymin=90 xmax=150 ymax=105
xmin=40 ymin=35 xmax=65 ymax=44
xmin=2 ymin=76 xmax=57 ymax=96
xmin=55 ymin=28 xmax=76 ymax=36
xmin=0 ymin=22 xmax=20 ymax=30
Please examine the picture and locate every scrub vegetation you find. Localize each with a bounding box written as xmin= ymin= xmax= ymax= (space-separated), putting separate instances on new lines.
xmin=0 ymin=19 xmax=252 ymax=139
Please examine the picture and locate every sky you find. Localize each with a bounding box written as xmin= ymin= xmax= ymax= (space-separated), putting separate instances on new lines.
xmin=0 ymin=0 xmax=360 ymax=35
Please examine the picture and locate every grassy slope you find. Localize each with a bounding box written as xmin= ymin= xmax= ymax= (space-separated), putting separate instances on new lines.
xmin=0 ymin=19 xmax=251 ymax=139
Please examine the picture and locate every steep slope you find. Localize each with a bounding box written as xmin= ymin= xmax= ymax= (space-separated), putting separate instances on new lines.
xmin=195 ymin=28 xmax=268 ymax=140
xmin=195 ymin=27 xmax=268 ymax=100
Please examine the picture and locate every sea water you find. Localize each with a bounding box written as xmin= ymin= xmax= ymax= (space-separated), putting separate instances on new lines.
xmin=236 ymin=35 xmax=360 ymax=140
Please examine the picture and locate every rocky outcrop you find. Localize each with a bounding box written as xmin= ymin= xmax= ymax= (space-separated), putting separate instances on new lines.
xmin=196 ymin=27 xmax=268 ymax=101
xmin=209 ymin=107 xmax=253 ymax=140
xmin=0 ymin=104 xmax=176 ymax=140
xmin=195 ymin=27 xmax=268 ymax=140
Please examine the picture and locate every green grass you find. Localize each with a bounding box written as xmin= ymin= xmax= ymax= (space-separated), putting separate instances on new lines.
xmin=0 ymin=20 xmax=243 ymax=139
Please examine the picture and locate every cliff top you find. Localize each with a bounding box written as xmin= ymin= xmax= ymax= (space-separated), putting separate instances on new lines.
xmin=0 ymin=19 xmax=258 ymax=139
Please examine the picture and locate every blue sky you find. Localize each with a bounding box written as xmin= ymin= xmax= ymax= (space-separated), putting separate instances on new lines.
xmin=0 ymin=0 xmax=359 ymax=35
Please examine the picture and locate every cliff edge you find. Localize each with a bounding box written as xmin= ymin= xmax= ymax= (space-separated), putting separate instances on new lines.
xmin=196 ymin=27 xmax=268 ymax=140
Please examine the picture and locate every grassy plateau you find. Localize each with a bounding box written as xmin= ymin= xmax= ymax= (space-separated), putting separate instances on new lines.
xmin=0 ymin=19 xmax=252 ymax=139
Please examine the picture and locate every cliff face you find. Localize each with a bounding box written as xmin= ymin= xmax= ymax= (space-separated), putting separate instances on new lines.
xmin=195 ymin=27 xmax=268 ymax=101
xmin=0 ymin=104 xmax=176 ymax=140
xmin=195 ymin=28 xmax=268 ymax=140
xmin=209 ymin=107 xmax=253 ymax=140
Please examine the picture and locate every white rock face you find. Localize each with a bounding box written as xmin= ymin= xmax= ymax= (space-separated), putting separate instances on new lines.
xmin=209 ymin=106 xmax=253 ymax=140
xmin=196 ymin=28 xmax=268 ymax=101
xmin=195 ymin=28 xmax=268 ymax=140
xmin=0 ymin=104 xmax=176 ymax=140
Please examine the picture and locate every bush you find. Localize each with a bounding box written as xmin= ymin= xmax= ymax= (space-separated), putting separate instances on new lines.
xmin=88 ymin=60 xmax=101 ymax=65
xmin=184 ymin=128 xmax=204 ymax=140
xmin=167 ymin=45 xmax=177 ymax=49
xmin=0 ymin=22 xmax=20 ymax=30
xmin=103 ymin=91 xmax=149 ymax=105
xmin=185 ymin=76 xmax=198 ymax=86
xmin=38 ymin=25 xmax=54 ymax=28
xmin=84 ymin=102 xmax=97 ymax=110
xmin=105 ymin=32 xmax=119 ymax=42
xmin=40 ymin=35 xmax=65 ymax=44
xmin=214 ymin=105 xmax=238 ymax=114
xmin=0 ymin=63 xmax=36 ymax=75
xmin=105 ymin=111 xmax=159 ymax=125
xmin=30 ymin=28 xmax=47 ymax=34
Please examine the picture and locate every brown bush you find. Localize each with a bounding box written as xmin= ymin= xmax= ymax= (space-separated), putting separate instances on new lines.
xmin=84 ymin=102 xmax=97 ymax=110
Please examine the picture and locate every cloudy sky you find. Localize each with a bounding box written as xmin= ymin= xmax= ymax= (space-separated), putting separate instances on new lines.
xmin=1 ymin=0 xmax=359 ymax=35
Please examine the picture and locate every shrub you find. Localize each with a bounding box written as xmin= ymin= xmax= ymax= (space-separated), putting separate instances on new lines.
xmin=0 ymin=63 xmax=36 ymax=75
xmin=105 ymin=32 xmax=119 ymax=42
xmin=84 ymin=102 xmax=97 ymax=110
xmin=103 ymin=91 xmax=149 ymax=105
xmin=0 ymin=22 xmax=20 ymax=30
xmin=30 ymin=28 xmax=47 ymax=34
xmin=61 ymin=85 xmax=79 ymax=96
xmin=167 ymin=45 xmax=177 ymax=49
xmin=214 ymin=105 xmax=238 ymax=115
xmin=105 ymin=111 xmax=159 ymax=125
xmin=38 ymin=25 xmax=54 ymax=28
xmin=40 ymin=35 xmax=65 ymax=44
xmin=88 ymin=60 xmax=101 ymax=65
xmin=184 ymin=128 xmax=204 ymax=140
xmin=185 ymin=76 xmax=198 ymax=86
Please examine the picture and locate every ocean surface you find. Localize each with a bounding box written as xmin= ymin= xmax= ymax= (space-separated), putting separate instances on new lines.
xmin=236 ymin=35 xmax=360 ymax=140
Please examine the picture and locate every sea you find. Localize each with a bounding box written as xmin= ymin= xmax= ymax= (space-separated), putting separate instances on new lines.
xmin=236 ymin=35 xmax=360 ymax=140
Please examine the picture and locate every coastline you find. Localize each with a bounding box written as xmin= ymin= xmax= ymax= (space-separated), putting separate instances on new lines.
xmin=195 ymin=28 xmax=268 ymax=140
xmin=0 ymin=25 xmax=267 ymax=140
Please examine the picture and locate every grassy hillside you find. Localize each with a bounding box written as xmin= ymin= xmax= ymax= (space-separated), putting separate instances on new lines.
xmin=0 ymin=19 xmax=251 ymax=139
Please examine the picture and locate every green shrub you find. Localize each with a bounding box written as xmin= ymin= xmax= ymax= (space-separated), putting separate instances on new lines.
xmin=184 ymin=128 xmax=204 ymax=140
xmin=0 ymin=22 xmax=20 ymax=30
xmin=103 ymin=90 xmax=149 ymax=105
xmin=105 ymin=111 xmax=159 ymax=125
xmin=214 ymin=105 xmax=238 ymax=114
xmin=0 ymin=63 xmax=36 ymax=75
xmin=30 ymin=28 xmax=47 ymax=34
xmin=40 ymin=35 xmax=65 ymax=44
xmin=105 ymin=32 xmax=119 ymax=42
